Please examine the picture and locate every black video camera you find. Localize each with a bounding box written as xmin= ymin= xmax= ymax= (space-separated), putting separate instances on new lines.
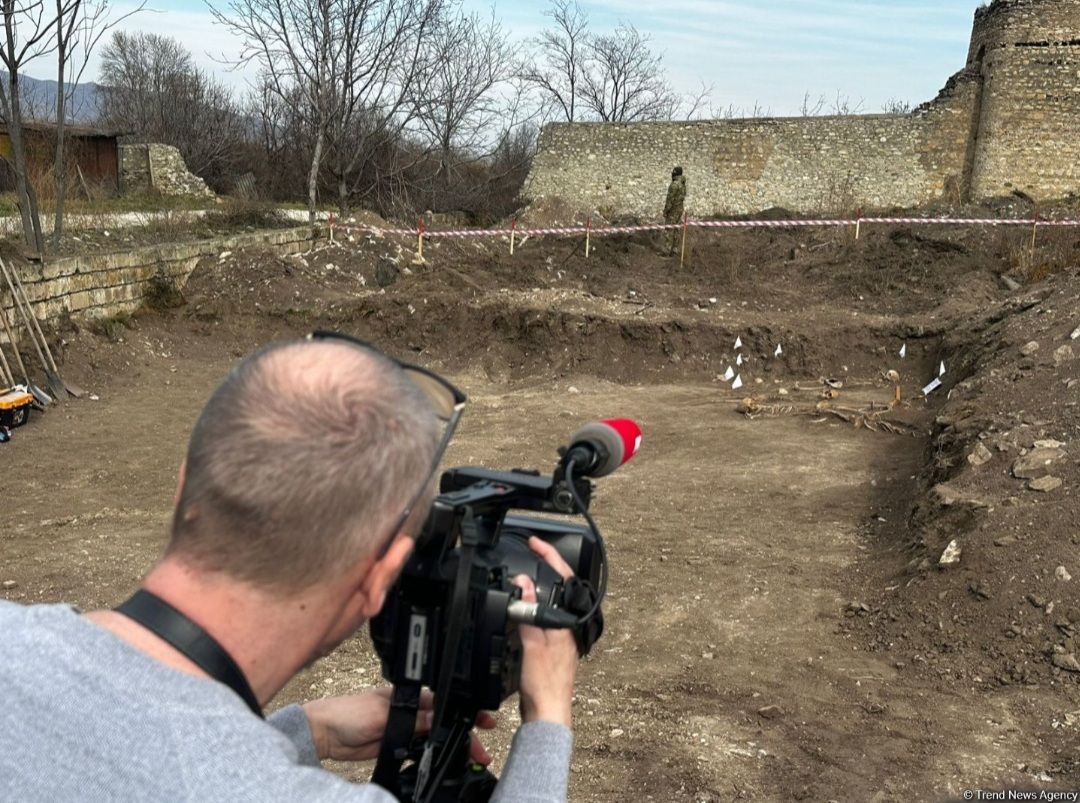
xmin=370 ymin=420 xmax=640 ymax=803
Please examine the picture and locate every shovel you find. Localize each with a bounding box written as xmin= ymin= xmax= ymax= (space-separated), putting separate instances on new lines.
xmin=0 ymin=292 xmax=51 ymax=405
xmin=0 ymin=337 xmax=13 ymax=387
xmin=0 ymin=257 xmax=68 ymax=402
xmin=5 ymin=257 xmax=84 ymax=398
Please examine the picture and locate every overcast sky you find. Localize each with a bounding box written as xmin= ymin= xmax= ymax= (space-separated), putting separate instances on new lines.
xmin=26 ymin=0 xmax=985 ymax=117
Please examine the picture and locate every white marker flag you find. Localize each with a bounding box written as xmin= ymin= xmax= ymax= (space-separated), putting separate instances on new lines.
xmin=923 ymin=378 xmax=942 ymax=396
xmin=736 ymin=354 xmax=744 ymax=366
xmin=939 ymin=360 xmax=946 ymax=377
xmin=775 ymin=344 xmax=783 ymax=357
xmin=900 ymin=344 xmax=907 ymax=359
xmin=734 ymin=336 xmax=743 ymax=350
xmin=724 ymin=366 xmax=735 ymax=381
xmin=732 ymin=374 xmax=744 ymax=390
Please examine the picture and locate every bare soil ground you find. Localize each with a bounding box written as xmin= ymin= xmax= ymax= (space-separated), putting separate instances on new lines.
xmin=3 ymin=211 xmax=1080 ymax=801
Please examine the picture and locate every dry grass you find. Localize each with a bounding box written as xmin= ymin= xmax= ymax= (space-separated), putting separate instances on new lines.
xmin=203 ymin=196 xmax=288 ymax=230
xmin=1000 ymin=227 xmax=1079 ymax=284
xmin=87 ymin=310 xmax=133 ymax=342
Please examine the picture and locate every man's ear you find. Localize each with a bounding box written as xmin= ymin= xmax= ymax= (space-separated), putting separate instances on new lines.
xmin=356 ymin=534 xmax=414 ymax=619
xmin=174 ymin=460 xmax=187 ymax=507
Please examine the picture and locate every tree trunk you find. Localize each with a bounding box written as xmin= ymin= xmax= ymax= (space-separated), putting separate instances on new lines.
xmin=6 ymin=71 xmax=44 ymax=255
xmin=338 ymin=173 xmax=348 ymax=218
xmin=307 ymin=126 xmax=324 ymax=224
xmin=54 ymin=25 xmax=69 ymax=243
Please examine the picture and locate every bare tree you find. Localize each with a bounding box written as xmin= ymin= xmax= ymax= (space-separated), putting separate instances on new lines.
xmin=209 ymin=0 xmax=445 ymax=221
xmin=799 ymin=91 xmax=826 ymax=117
xmin=679 ymin=81 xmax=713 ymax=120
xmin=714 ymin=100 xmax=770 ymax=120
xmin=207 ymin=0 xmax=339 ymax=221
xmin=0 ymin=0 xmax=80 ymax=253
xmin=578 ymin=23 xmax=678 ymax=123
xmin=829 ymin=90 xmax=865 ymax=116
xmin=244 ymin=74 xmax=312 ymax=199
xmin=881 ymin=97 xmax=912 ymax=115
xmin=520 ymin=0 xmax=588 ymax=123
xmin=97 ymin=31 xmax=245 ymax=186
xmin=413 ymin=9 xmax=517 ymax=196
xmin=53 ymin=0 xmax=144 ymax=239
xmin=322 ymin=0 xmax=446 ymax=216
xmin=98 ymin=31 xmax=188 ymax=134
xmin=800 ymin=90 xmax=865 ymax=117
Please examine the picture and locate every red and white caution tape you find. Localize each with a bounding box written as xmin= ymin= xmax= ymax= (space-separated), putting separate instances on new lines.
xmin=326 ymin=215 xmax=1080 ymax=244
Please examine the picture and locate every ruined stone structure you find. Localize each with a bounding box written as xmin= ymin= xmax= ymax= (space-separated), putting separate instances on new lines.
xmin=524 ymin=0 xmax=1080 ymax=217
xmin=119 ymin=143 xmax=216 ymax=199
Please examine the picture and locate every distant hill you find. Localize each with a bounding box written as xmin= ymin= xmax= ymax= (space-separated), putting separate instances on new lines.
xmin=7 ymin=73 xmax=103 ymax=124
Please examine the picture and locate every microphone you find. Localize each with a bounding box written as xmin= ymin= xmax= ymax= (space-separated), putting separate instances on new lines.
xmin=560 ymin=419 xmax=642 ymax=478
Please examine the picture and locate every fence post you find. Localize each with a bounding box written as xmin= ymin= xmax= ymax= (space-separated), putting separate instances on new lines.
xmin=417 ymin=217 xmax=425 ymax=261
xmin=585 ymin=217 xmax=592 ymax=258
xmin=679 ymin=211 xmax=689 ymax=268
xmin=510 ymin=218 xmax=517 ymax=256
xmin=855 ymin=207 xmax=864 ymax=241
xmin=328 ymin=213 xmax=335 ymax=245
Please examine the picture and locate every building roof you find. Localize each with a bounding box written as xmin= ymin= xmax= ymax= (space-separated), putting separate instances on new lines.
xmin=0 ymin=121 xmax=128 ymax=138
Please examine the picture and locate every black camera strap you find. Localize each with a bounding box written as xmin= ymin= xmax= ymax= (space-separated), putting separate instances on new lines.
xmin=372 ymin=681 xmax=422 ymax=796
xmin=114 ymin=589 xmax=263 ymax=718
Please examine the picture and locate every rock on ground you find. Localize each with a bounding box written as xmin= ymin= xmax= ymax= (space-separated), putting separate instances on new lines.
xmin=1029 ymin=476 xmax=1063 ymax=492
xmin=1012 ymin=448 xmax=1066 ymax=480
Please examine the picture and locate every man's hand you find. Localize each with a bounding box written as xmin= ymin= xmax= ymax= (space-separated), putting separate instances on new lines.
xmin=512 ymin=537 xmax=581 ymax=729
xmin=302 ymin=689 xmax=496 ymax=764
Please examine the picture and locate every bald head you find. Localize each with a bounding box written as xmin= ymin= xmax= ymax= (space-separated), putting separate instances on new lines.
xmin=168 ymin=339 xmax=441 ymax=591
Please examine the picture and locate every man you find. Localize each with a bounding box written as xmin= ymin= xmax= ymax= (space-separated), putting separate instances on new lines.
xmin=663 ymin=166 xmax=687 ymax=256
xmin=0 ymin=335 xmax=580 ymax=801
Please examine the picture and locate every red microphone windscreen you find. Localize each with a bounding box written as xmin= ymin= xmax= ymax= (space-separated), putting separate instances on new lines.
xmin=601 ymin=419 xmax=642 ymax=466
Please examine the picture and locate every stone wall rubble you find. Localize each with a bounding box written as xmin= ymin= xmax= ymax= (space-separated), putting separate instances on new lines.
xmin=119 ymin=143 xmax=216 ymax=199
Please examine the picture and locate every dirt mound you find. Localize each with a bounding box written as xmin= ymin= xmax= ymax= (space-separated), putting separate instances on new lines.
xmin=180 ymin=228 xmax=987 ymax=386
xmin=847 ymin=269 xmax=1080 ymax=717
xmin=513 ymin=197 xmax=610 ymax=229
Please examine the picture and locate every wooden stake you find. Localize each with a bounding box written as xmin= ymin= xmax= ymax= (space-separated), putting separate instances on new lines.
xmin=855 ymin=207 xmax=863 ymax=241
xmin=417 ymin=217 xmax=425 ymax=261
xmin=328 ymin=214 xmax=335 ymax=245
xmin=75 ymin=163 xmax=91 ymax=200
xmin=146 ymin=144 xmax=156 ymax=193
xmin=1030 ymin=213 xmax=1039 ymax=256
xmin=585 ymin=217 xmax=591 ymax=258
xmin=510 ymin=218 xmax=516 ymax=256
xmin=679 ymin=212 xmax=688 ymax=268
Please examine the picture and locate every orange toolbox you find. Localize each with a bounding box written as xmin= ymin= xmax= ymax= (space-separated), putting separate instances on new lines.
xmin=0 ymin=387 xmax=34 ymax=428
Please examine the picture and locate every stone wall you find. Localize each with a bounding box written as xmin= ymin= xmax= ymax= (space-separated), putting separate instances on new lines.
xmin=1 ymin=226 xmax=315 ymax=328
xmin=119 ymin=143 xmax=216 ymax=199
xmin=524 ymin=0 xmax=1080 ymax=218
xmin=524 ymin=74 xmax=979 ymax=218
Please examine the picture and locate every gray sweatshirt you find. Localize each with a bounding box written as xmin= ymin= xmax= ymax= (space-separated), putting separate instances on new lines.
xmin=0 ymin=601 xmax=572 ymax=802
